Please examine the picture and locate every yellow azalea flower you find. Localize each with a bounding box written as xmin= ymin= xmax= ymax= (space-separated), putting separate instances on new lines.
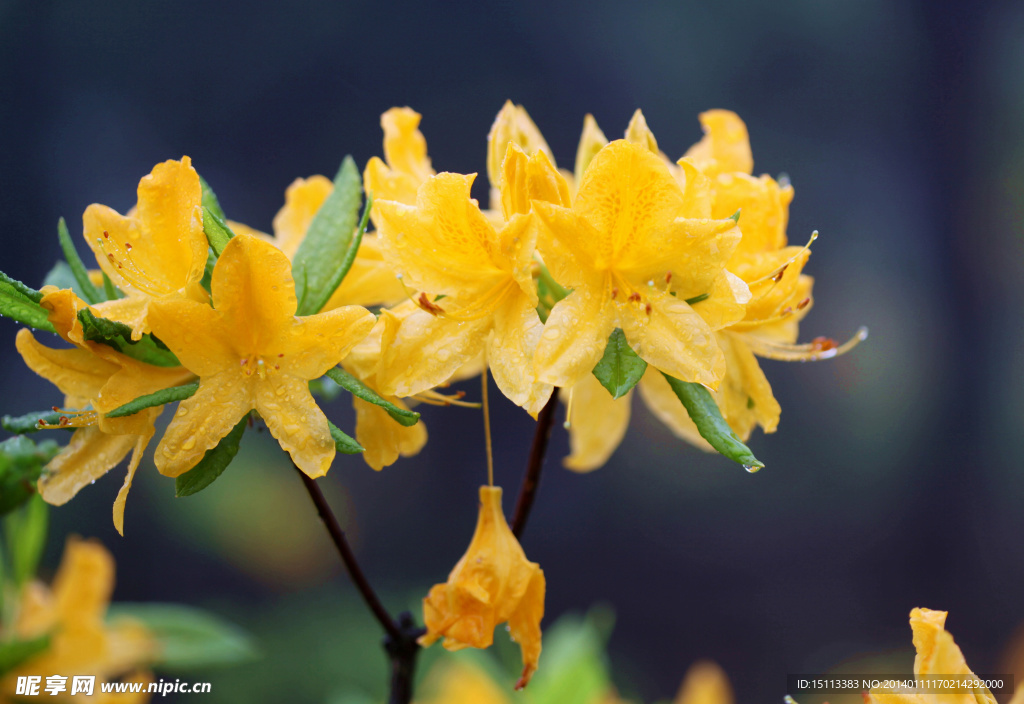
xmin=83 ymin=157 xmax=208 ymax=340
xmin=341 ymin=305 xmax=428 ymax=471
xmin=674 ymin=661 xmax=733 ymax=704
xmin=683 ymin=109 xmax=753 ymax=178
xmin=16 ymin=289 xmax=193 ymax=534
xmin=363 ymin=107 xmax=435 ymax=211
xmin=420 ymin=486 xmax=545 ymax=690
xmin=1 ymin=537 xmax=156 ymax=702
xmin=868 ymin=608 xmax=998 ymax=704
xmin=147 ymin=234 xmax=375 ymax=478
xmin=532 ymin=139 xmax=749 ymax=391
xmin=418 ymin=660 xmax=512 ymax=704
xmin=486 ymin=101 xmax=556 ymax=207
xmin=373 ymin=172 xmax=553 ymax=417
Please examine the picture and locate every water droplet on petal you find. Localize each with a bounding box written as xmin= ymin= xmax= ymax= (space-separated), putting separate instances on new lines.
xmin=177 ymin=406 xmax=189 ymax=416
xmin=542 ymin=327 xmax=560 ymax=340
xmin=743 ymin=464 xmax=761 ymax=474
xmin=182 ymin=437 xmax=196 ymax=451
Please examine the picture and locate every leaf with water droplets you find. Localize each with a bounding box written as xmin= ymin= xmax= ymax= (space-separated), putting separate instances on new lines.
xmin=323 ymin=367 xmax=420 ymax=427
xmin=328 ymin=421 xmax=363 ymax=454
xmin=174 ymin=417 xmax=247 ymax=497
xmin=592 ymin=328 xmax=647 ymax=399
xmin=1 ymin=410 xmax=64 ymax=434
xmin=106 ymin=381 xmax=199 ymax=418
xmin=0 ymin=271 xmax=56 ymax=333
xmin=77 ymin=309 xmax=180 ymax=367
xmin=293 ymin=156 xmax=364 ymax=315
xmin=661 ymin=373 xmax=764 ymax=470
xmin=202 ymin=206 xmax=235 ymax=259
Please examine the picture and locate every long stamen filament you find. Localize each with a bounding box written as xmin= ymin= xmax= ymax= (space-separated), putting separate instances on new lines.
xmin=37 ymin=407 xmax=98 ymax=429
xmin=94 ymin=231 xmax=165 ymax=297
xmin=482 ymin=367 xmax=494 ymax=487
xmin=412 ymin=389 xmax=482 ymax=408
xmin=737 ymin=326 xmax=868 ymax=362
xmin=563 ymin=387 xmax=575 ymax=429
xmin=746 ymin=230 xmax=818 ymax=287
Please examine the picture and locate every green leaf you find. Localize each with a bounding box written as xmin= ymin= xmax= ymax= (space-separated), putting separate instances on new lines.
xmin=591 ymin=328 xmax=647 ymax=399
xmin=78 ymin=308 xmax=180 ymax=367
xmin=0 ymin=437 xmax=60 ymax=515
xmin=528 ymin=609 xmax=614 ymax=704
xmin=199 ymin=174 xmax=227 ymax=222
xmin=729 ymin=208 xmax=741 ymax=222
xmin=4 ymin=493 xmax=49 ymax=583
xmin=0 ymin=272 xmax=56 ymax=333
xmin=202 ymin=206 xmax=235 ymax=258
xmin=328 ymin=422 xmax=363 ymax=455
xmin=102 ymin=271 xmax=122 ymax=300
xmin=57 ymin=217 xmax=102 ymax=304
xmin=1 ymin=410 xmax=64 ymax=434
xmin=106 ymin=382 xmax=199 ymax=418
xmin=106 ymin=603 xmax=257 ymax=670
xmin=323 ymin=367 xmax=419 ymax=427
xmin=174 ymin=418 xmax=247 ymax=497
xmin=684 ymin=292 xmax=709 ymax=305
xmin=293 ymin=156 xmax=363 ymax=315
xmin=303 ymin=191 xmax=372 ymax=317
xmin=661 ymin=373 xmax=764 ymax=469
xmin=0 ymin=635 xmax=50 ymax=676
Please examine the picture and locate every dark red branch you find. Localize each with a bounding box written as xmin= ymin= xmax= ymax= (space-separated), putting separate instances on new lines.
xmin=511 ymin=391 xmax=559 ymax=538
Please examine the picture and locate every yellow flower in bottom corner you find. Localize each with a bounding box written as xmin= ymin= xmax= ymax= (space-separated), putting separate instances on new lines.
xmin=420 ymin=486 xmax=545 ymax=690
xmin=868 ymin=608 xmax=1000 ymax=704
xmin=1 ymin=537 xmax=155 ymax=702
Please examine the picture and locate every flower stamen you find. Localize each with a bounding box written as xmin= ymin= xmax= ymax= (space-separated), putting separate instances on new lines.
xmin=735 ymin=326 xmax=868 ymax=361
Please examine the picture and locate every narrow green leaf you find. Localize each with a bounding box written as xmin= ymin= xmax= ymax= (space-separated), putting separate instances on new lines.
xmin=78 ymin=309 xmax=180 ymax=367
xmin=1 ymin=410 xmax=63 ymax=434
xmin=684 ymin=292 xmax=709 ymax=305
xmin=0 ymin=287 xmax=56 ymax=333
xmin=199 ymin=174 xmax=227 ymax=222
xmin=0 ymin=270 xmax=44 ymax=303
xmin=57 ymin=217 xmax=102 ymax=304
xmin=106 ymin=382 xmax=199 ymax=418
xmin=4 ymin=494 xmax=49 ymax=583
xmin=102 ymin=271 xmax=122 ymax=300
xmin=293 ymin=156 xmax=363 ymax=315
xmin=591 ymin=328 xmax=647 ymax=399
xmin=202 ymin=206 xmax=235 ymax=258
xmin=729 ymin=208 xmax=741 ymax=222
xmin=106 ymin=603 xmax=257 ymax=670
xmin=0 ymin=635 xmax=50 ymax=676
xmin=323 ymin=367 xmax=420 ymax=427
xmin=328 ymin=421 xmax=364 ymax=454
xmin=0 ymin=437 xmax=60 ymax=515
xmin=661 ymin=373 xmax=764 ymax=469
xmin=303 ymin=192 xmax=372 ymax=316
xmin=174 ymin=418 xmax=247 ymax=497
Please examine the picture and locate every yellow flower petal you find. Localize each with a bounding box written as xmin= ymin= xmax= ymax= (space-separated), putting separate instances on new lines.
xmin=52 ymin=537 xmax=115 ymax=626
xmin=487 ymin=101 xmax=554 ymax=193
xmin=354 ymin=395 xmax=427 ymax=471
xmin=146 ymin=298 xmax=235 ymax=377
xmin=619 ymin=290 xmax=724 ymax=389
xmin=211 ymin=233 xmax=298 ymax=341
xmin=574 ymin=113 xmax=608 ymax=185
xmin=322 ymin=234 xmax=407 ymax=310
xmin=154 ymin=372 xmax=250 ymax=477
xmin=500 ymin=142 xmax=571 ymax=221
xmin=257 ymin=375 xmax=334 ymax=478
xmin=38 ymin=427 xmax=137 ymax=506
xmin=382 ymin=107 xmax=434 ymax=185
xmin=84 ymin=157 xmax=206 ymax=298
xmin=683 ymin=110 xmax=754 ymax=177
xmin=534 ymin=286 xmax=617 ymax=389
xmin=420 ymin=486 xmax=545 ymax=689
xmin=714 ymin=172 xmax=793 ymax=258
xmin=487 ymin=294 xmax=552 ymax=418
xmin=112 ymin=431 xmax=153 ymax=536
xmin=270 ymin=174 xmax=333 ymax=258
xmin=16 ymin=328 xmax=117 ymax=401
xmin=624 ymin=108 xmax=660 ymax=155
xmin=562 ymin=374 xmax=631 ymax=472
xmin=674 ymin=661 xmax=734 ymax=704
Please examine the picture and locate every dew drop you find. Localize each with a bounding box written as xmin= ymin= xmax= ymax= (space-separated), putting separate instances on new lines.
xmin=177 ymin=406 xmax=189 ymax=416
xmin=436 ymin=348 xmax=451 ymax=362
xmin=743 ymin=464 xmax=762 ymax=474
xmin=542 ymin=327 xmax=560 ymax=340
xmin=182 ymin=437 xmax=196 ymax=450
xmin=90 ymin=479 xmax=96 ymax=485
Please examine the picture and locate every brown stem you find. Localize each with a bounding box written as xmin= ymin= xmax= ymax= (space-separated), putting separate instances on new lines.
xmin=511 ymin=390 xmax=559 ymax=538
xmin=294 ymin=465 xmax=423 ymax=703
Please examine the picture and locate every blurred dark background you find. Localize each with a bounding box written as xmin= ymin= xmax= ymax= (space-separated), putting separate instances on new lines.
xmin=2 ymin=0 xmax=1024 ymax=702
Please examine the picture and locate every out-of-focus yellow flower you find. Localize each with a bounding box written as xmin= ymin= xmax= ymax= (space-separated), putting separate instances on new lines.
xmin=83 ymin=157 xmax=207 ymax=340
xmin=674 ymin=660 xmax=733 ymax=704
xmin=1 ymin=537 xmax=155 ymax=702
xmin=417 ymin=659 xmax=512 ymax=704
xmin=147 ymin=234 xmax=375 ymax=478
xmin=363 ymin=107 xmax=435 ymax=210
xmin=420 ymin=486 xmax=545 ymax=690
xmin=374 ymin=173 xmax=553 ymax=417
xmin=531 ymin=139 xmax=749 ymax=391
xmin=16 ymin=289 xmax=192 ymax=533
xmin=868 ymin=608 xmax=998 ymax=704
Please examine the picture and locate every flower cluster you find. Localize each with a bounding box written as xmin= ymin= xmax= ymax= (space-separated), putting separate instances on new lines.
xmin=1 ymin=101 xmax=863 ymax=688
